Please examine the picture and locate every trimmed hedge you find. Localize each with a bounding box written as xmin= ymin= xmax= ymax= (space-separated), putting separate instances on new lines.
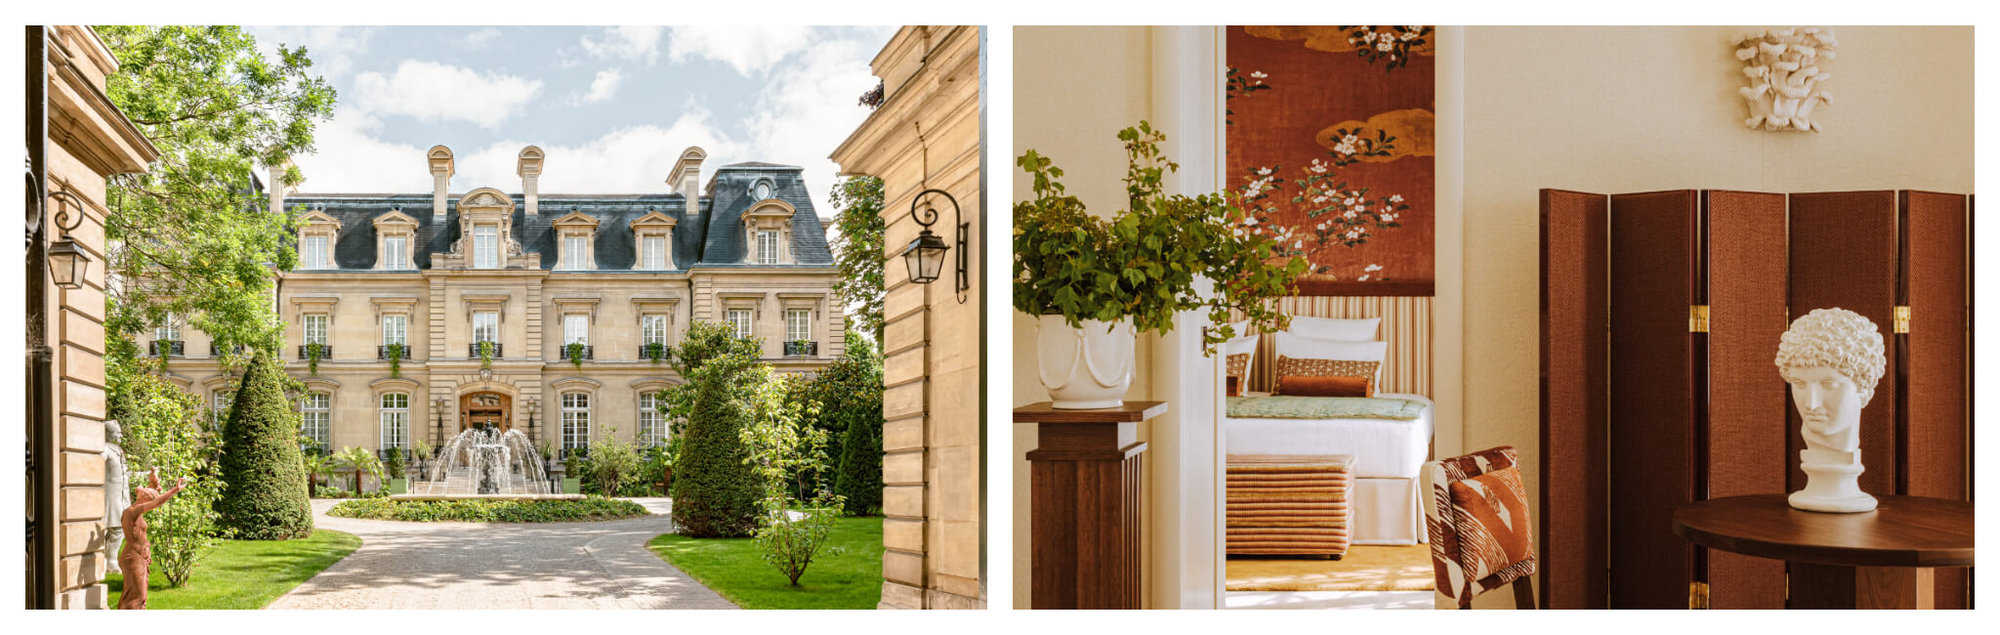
xmin=668 ymin=321 xmax=767 ymax=537
xmin=214 ymin=353 xmax=313 ymax=539
xmin=326 ymin=496 xmax=648 ymax=523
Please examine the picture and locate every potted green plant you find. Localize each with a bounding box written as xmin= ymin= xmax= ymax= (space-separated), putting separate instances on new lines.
xmin=385 ymin=342 xmax=406 ymax=378
xmin=1014 ymin=121 xmax=1303 ymax=408
xmin=642 ymin=341 xmax=667 ymax=365
xmin=565 ymin=341 xmax=586 ymax=370
xmin=383 ymin=447 xmax=408 ymax=494
xmin=304 ymin=342 xmax=326 ymax=376
xmin=477 ymin=340 xmax=495 ymax=370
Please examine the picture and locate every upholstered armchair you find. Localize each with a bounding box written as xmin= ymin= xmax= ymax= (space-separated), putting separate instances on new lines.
xmin=1423 ymin=445 xmax=1538 ymax=609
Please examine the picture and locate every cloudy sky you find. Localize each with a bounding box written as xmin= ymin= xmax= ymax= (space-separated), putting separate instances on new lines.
xmin=246 ymin=26 xmax=896 ymax=214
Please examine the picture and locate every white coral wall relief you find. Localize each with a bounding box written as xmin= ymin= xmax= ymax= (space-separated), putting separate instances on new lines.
xmin=1736 ymin=27 xmax=1836 ymax=132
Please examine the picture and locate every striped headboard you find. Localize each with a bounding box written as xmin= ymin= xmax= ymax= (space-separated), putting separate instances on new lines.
xmin=1240 ymin=296 xmax=1434 ymax=396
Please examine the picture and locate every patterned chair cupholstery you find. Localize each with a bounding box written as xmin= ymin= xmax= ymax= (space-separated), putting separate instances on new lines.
xmin=1423 ymin=445 xmax=1537 ymax=609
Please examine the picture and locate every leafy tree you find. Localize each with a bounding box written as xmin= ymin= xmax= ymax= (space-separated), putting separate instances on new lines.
xmin=743 ymin=366 xmax=843 ymax=586
xmin=333 ymin=446 xmax=383 ymax=493
xmin=583 ymin=428 xmax=642 ymax=497
xmin=819 ymin=346 xmax=885 ymax=515
xmin=214 ymin=353 xmax=313 ymax=539
xmin=94 ymin=26 xmax=335 ymax=374
xmin=667 ymin=322 xmax=769 ymax=537
xmin=828 ymin=175 xmax=885 ymax=348
xmin=117 ymin=371 xmax=221 ymax=587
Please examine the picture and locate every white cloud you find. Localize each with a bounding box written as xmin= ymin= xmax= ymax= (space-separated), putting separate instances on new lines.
xmin=460 ymin=109 xmax=747 ymax=194
xmin=666 ymin=25 xmax=817 ymax=75
xmin=462 ymin=28 xmax=501 ymax=49
xmin=742 ymin=36 xmax=882 ymax=212
xmin=577 ymin=69 xmax=623 ymax=104
xmin=579 ymin=26 xmax=665 ymax=64
xmin=287 ymin=106 xmax=433 ymax=194
xmin=352 ymin=61 xmax=543 ymax=129
xmin=246 ymin=26 xmax=377 ymax=80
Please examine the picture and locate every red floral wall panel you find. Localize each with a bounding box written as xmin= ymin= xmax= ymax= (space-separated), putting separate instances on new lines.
xmin=1226 ymin=26 xmax=1436 ymax=294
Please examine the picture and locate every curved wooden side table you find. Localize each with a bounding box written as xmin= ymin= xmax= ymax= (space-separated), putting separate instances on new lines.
xmin=1673 ymin=494 xmax=1973 ymax=609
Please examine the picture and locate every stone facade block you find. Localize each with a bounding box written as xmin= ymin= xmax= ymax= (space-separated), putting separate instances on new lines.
xmin=883 ymin=517 xmax=926 ymax=552
xmin=62 ymin=487 xmax=105 ymax=521
xmin=883 ymin=484 xmax=924 ymax=517
xmin=883 ymin=449 xmax=924 ymax=485
xmin=62 ymin=415 xmax=104 ymax=454
xmin=882 ymin=414 xmax=924 ymax=452
xmin=883 ymin=548 xmax=925 ymax=586
xmin=879 ymin=580 xmax=924 ymax=609
xmin=62 ymin=451 xmax=104 ymax=486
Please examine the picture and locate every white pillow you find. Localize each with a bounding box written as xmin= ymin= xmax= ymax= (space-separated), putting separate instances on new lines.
xmin=1288 ymin=315 xmax=1380 ymax=341
xmin=1273 ymin=332 xmax=1388 ymax=385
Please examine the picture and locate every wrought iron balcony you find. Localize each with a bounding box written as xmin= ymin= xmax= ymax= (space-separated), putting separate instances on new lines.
xmin=149 ymin=340 xmax=183 ymax=357
xmin=377 ymin=345 xmax=411 ymax=360
xmin=297 ymin=344 xmax=331 ymax=360
xmin=638 ymin=343 xmax=670 ymax=362
xmin=470 ymin=342 xmax=502 ymax=358
xmin=210 ymin=343 xmax=245 ymax=357
xmin=784 ymin=340 xmax=818 ymax=357
xmin=560 ymin=344 xmax=594 ymax=361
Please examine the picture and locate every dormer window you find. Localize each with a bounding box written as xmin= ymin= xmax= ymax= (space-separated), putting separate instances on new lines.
xmin=474 ymin=225 xmax=499 ymax=269
xmin=757 ymin=230 xmax=779 ymax=265
xmin=298 ymin=207 xmax=343 ymax=270
xmin=753 ymin=180 xmax=773 ymax=200
xmin=372 ymin=209 xmax=420 ymax=271
xmin=303 ymin=234 xmax=332 ymax=268
xmin=629 ymin=209 xmax=677 ymax=271
xmin=551 ymin=209 xmax=602 ymax=272
xmin=563 ymin=234 xmax=588 ymax=270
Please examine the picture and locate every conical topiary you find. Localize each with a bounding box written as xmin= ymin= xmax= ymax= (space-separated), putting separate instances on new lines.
xmin=668 ymin=321 xmax=767 ymax=537
xmin=214 ymin=352 xmax=314 ymax=539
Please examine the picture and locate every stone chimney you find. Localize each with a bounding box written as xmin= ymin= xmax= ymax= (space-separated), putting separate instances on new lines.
xmin=667 ymin=146 xmax=707 ymax=200
xmin=265 ymin=158 xmax=291 ymax=216
xmin=427 ymin=144 xmax=454 ymax=219
xmin=517 ymin=145 xmax=544 ymax=216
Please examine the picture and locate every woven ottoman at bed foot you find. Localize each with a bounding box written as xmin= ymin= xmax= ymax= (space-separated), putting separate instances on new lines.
xmin=1225 ymin=454 xmax=1355 ymax=558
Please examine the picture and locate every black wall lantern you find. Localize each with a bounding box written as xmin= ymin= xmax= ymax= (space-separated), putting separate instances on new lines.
xmin=900 ymin=188 xmax=969 ymax=303
xmin=44 ymin=189 xmax=87 ymax=290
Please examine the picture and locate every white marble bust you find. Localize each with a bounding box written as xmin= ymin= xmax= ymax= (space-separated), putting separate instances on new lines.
xmin=1774 ymin=307 xmax=1885 ymax=513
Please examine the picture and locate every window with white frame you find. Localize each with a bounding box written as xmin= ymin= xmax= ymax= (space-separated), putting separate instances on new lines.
xmin=642 ymin=235 xmax=667 ymax=269
xmin=303 ymin=313 xmax=329 ymax=345
xmin=472 ymin=311 xmax=499 ymax=344
xmin=638 ymin=392 xmax=665 ymax=447
xmin=474 ymin=225 xmax=499 ymax=269
xmin=563 ymin=314 xmax=589 ymax=346
xmin=642 ymin=314 xmax=668 ymax=346
xmin=301 ymin=392 xmax=330 ymax=452
xmin=303 ymin=234 xmax=331 ymax=269
xmin=753 ymin=181 xmax=773 ymax=200
xmin=726 ymin=308 xmax=753 ymax=339
xmin=786 ymin=309 xmax=812 ymax=342
xmin=379 ymin=393 xmax=408 ymax=450
xmin=383 ymin=234 xmax=408 ymax=269
xmin=212 ymin=390 xmax=233 ymax=424
xmin=561 ymin=392 xmax=590 ymax=451
xmin=562 ymin=234 xmax=588 ymax=270
xmin=381 ymin=314 xmax=407 ymax=347
xmin=756 ymin=230 xmax=779 ymax=264
xmin=155 ymin=314 xmax=180 ymax=342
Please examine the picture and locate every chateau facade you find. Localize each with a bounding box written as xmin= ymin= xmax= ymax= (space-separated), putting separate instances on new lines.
xmin=152 ymin=145 xmax=844 ymax=454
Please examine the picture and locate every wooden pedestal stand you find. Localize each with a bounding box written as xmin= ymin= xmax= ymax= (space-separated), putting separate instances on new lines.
xmin=1015 ymin=401 xmax=1166 ymax=609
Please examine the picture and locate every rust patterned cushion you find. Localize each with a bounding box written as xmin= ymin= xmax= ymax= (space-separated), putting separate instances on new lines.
xmin=1275 ymin=355 xmax=1380 ymax=380
xmin=1225 ymin=353 xmax=1252 ymax=396
xmin=1274 ymin=375 xmax=1373 ymax=397
xmin=1446 ymin=465 xmax=1536 ymax=592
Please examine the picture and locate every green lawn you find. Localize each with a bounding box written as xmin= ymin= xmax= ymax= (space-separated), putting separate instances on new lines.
xmin=107 ymin=529 xmax=361 ymax=609
xmin=647 ymin=516 xmax=883 ymax=609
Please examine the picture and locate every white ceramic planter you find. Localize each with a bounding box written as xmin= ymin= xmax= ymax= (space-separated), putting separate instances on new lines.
xmin=1036 ymin=315 xmax=1135 ymax=409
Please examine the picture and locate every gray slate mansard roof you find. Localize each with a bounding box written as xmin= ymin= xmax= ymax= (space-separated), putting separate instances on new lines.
xmin=286 ymin=162 xmax=833 ymax=272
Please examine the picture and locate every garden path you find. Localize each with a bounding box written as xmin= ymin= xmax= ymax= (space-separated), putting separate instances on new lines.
xmin=267 ymin=498 xmax=738 ymax=609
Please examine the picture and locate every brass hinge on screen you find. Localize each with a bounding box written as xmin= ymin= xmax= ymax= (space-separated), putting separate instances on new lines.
xmin=1689 ymin=581 xmax=1711 ymax=609
xmin=1689 ymin=305 xmax=1710 ymax=333
xmin=1893 ymin=306 xmax=1911 ymax=334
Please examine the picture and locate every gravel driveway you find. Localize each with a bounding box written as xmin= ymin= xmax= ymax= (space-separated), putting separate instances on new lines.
xmin=266 ymin=498 xmax=738 ymax=610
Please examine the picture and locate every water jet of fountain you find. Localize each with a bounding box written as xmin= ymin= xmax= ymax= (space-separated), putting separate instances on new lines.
xmin=420 ymin=427 xmax=550 ymax=495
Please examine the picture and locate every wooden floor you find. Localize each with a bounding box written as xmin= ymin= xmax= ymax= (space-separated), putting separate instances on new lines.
xmin=1226 ymin=543 xmax=1435 ymax=592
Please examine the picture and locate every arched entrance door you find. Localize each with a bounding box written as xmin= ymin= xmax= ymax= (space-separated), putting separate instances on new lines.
xmin=460 ymin=391 xmax=512 ymax=433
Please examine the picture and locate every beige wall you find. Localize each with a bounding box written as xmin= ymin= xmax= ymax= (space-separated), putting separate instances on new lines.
xmin=1012 ymin=26 xmax=1162 ymax=608
xmin=1457 ymin=26 xmax=1973 ymax=595
xmin=830 ymin=25 xmax=985 ymax=609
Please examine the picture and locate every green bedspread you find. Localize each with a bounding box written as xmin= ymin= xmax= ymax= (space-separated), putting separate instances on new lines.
xmin=1225 ymin=395 xmax=1428 ymax=421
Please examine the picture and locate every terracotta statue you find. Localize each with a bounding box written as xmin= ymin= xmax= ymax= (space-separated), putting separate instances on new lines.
xmin=117 ymin=471 xmax=187 ymax=609
xmin=1774 ymin=307 xmax=1884 ymax=513
xmin=104 ymin=420 xmax=130 ymax=575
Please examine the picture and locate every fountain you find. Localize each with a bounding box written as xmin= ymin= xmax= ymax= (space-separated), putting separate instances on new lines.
xmin=415 ymin=427 xmax=558 ymax=496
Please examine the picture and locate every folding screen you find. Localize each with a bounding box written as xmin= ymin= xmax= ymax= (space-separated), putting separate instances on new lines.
xmin=1538 ymin=188 xmax=1970 ymax=609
